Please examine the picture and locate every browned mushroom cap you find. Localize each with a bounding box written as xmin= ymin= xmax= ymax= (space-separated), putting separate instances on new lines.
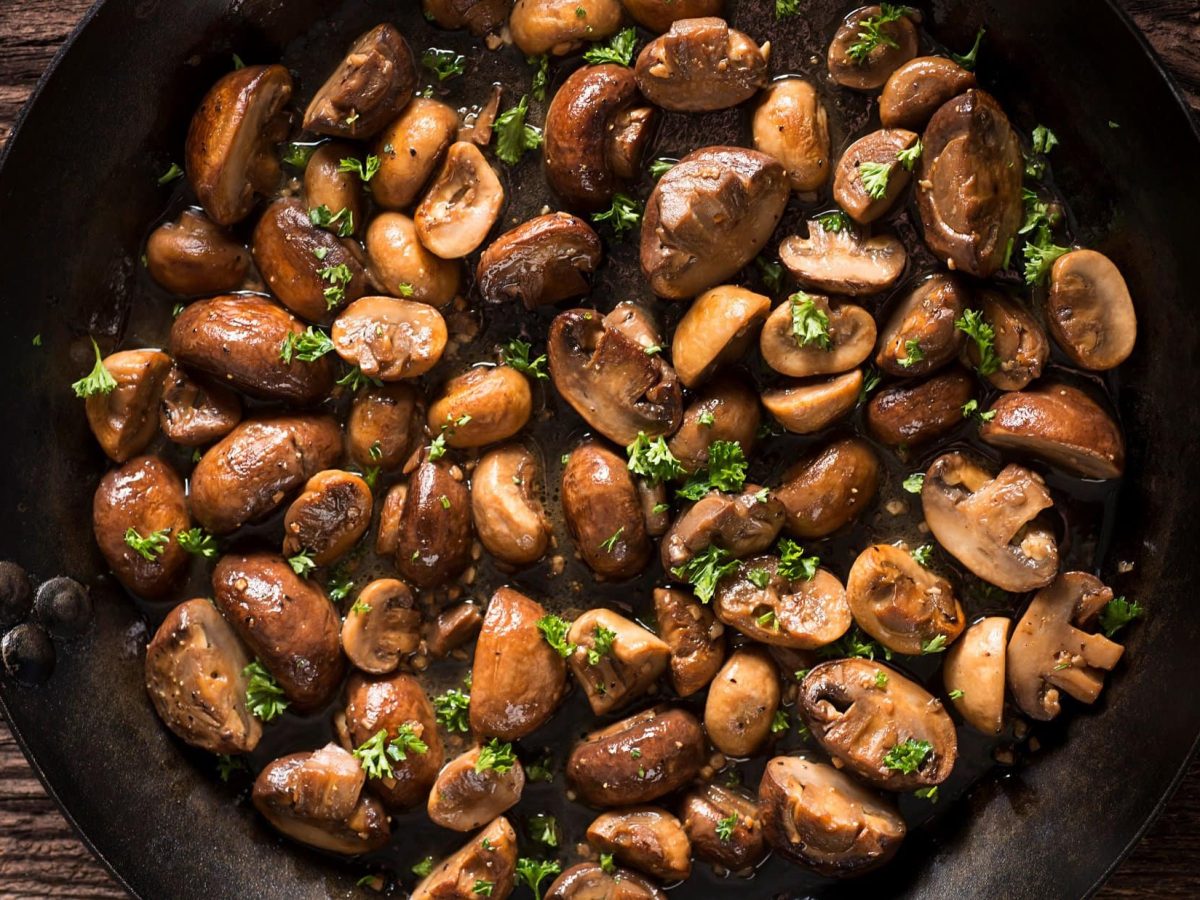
xmin=828 ymin=5 xmax=918 ymax=91
xmin=567 ymin=608 xmax=670 ymax=715
xmin=922 ymin=452 xmax=1059 ymax=593
xmin=85 ymin=349 xmax=172 ymax=463
xmin=185 ymin=65 xmax=292 ymax=226
xmin=876 ymin=274 xmax=969 ymax=376
xmin=780 ymin=222 xmax=907 ymax=297
xmin=661 ymin=486 xmax=785 ymax=571
xmin=332 ymin=296 xmax=448 ymax=381
xmin=672 ymin=285 xmax=770 ymax=388
xmin=758 ymin=756 xmax=906 ymax=876
xmin=562 ymin=442 xmax=653 ymax=580
xmin=366 ymin=212 xmax=462 ymax=308
xmin=346 ymin=383 xmax=424 ymax=472
xmin=752 ymin=78 xmax=831 ymax=192
xmin=704 ymin=646 xmax=781 ymax=757
xmin=943 ymin=616 xmax=1010 ymax=735
xmin=680 ymin=783 xmax=766 ymax=870
xmin=960 ymin=290 xmax=1049 ymax=391
xmin=980 ymin=383 xmax=1125 ymax=479
xmin=546 ymin=863 xmax=664 ymax=900
xmin=372 ymin=98 xmax=459 ymax=209
xmin=303 ymin=25 xmax=416 ymax=139
xmin=428 ymin=744 xmax=526 ymax=832
xmin=653 ymin=587 xmax=725 ymax=697
xmin=1046 ymin=249 xmax=1138 ymax=370
xmin=760 ymin=294 xmax=876 ymax=378
xmin=917 ymin=89 xmax=1023 ymax=277
xmin=833 ymin=129 xmax=920 ymax=224
xmin=93 ymin=456 xmax=190 ymax=600
xmin=799 ymin=659 xmax=957 ymax=791
xmin=761 ymin=370 xmax=864 ymax=435
xmin=775 ymin=438 xmax=880 ymax=539
xmin=282 ymin=470 xmax=373 ymax=566
xmin=413 ymin=817 xmax=518 ymax=900
xmin=158 ymin=365 xmax=242 ymax=447
xmin=477 ymin=213 xmax=603 ymax=308
xmin=427 ymin=366 xmax=533 ymax=448
xmin=567 ymin=707 xmax=706 ymax=807
xmin=715 ymin=557 xmax=851 ymax=649
xmin=144 ymin=598 xmax=260 ymax=754
xmin=470 ymin=587 xmax=567 ymax=739
xmin=587 ymin=807 xmax=692 ymax=882
xmin=667 ymin=376 xmax=760 ymax=474
xmin=865 ymin=368 xmax=974 ymax=449
xmin=252 ymin=197 xmax=368 ymax=323
xmin=252 ymin=744 xmax=390 ymax=854
xmin=303 ymin=143 xmax=364 ymax=234
xmin=146 ymin=209 xmax=251 ymax=296
xmin=512 ymin=0 xmax=624 ymax=54
xmin=340 ymin=578 xmax=421 ymax=675
xmin=423 ymin=0 xmax=513 ymax=35
xmin=549 ymin=308 xmax=682 ymax=445
xmin=1007 ymin=572 xmax=1125 ymax=721
xmin=471 ymin=444 xmax=552 ymax=567
xmin=414 ymin=142 xmax=505 ymax=259
xmin=880 ymin=57 xmax=977 ymax=130
xmin=622 ymin=0 xmax=724 ymax=33
xmin=634 ymin=17 xmax=769 ymax=112
xmin=393 ymin=457 xmax=473 ymax=589
xmin=642 ymin=147 xmax=788 ymax=300
xmin=846 ymin=544 xmax=965 ymax=656
xmin=427 ymin=602 xmax=484 ymax=659
xmin=544 ymin=65 xmax=656 ymax=211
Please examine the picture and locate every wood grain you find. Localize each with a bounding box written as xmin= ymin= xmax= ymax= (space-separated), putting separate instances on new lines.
xmin=0 ymin=2 xmax=1197 ymax=897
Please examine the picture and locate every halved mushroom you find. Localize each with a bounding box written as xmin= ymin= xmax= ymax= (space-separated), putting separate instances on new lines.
xmin=185 ymin=65 xmax=292 ymax=226
xmin=876 ymin=274 xmax=968 ymax=376
xmin=653 ymin=587 xmax=725 ymax=697
xmin=477 ymin=213 xmax=603 ymax=308
xmin=760 ymin=294 xmax=876 ymax=378
xmin=471 ymin=444 xmax=552 ymax=567
xmin=427 ymin=602 xmax=484 ymax=658
xmin=780 ymin=222 xmax=907 ymax=297
xmin=775 ymin=438 xmax=880 ymax=538
xmin=428 ymin=744 xmax=525 ymax=832
xmin=828 ymin=5 xmax=918 ymax=91
xmin=303 ymin=24 xmax=417 ymax=139
xmin=158 ymin=365 xmax=242 ymax=447
xmin=799 ymin=659 xmax=957 ymax=791
xmin=85 ymin=349 xmax=172 ymax=463
xmin=146 ymin=209 xmax=251 ymax=296
xmin=881 ymin=56 xmax=976 ymax=129
xmin=667 ymin=376 xmax=761 ymax=473
xmin=340 ymin=578 xmax=421 ymax=675
xmin=943 ymin=616 xmax=1010 ymax=735
xmin=392 ymin=457 xmax=473 ymax=590
xmin=423 ymin=0 xmax=514 ymax=36
xmin=917 ymin=89 xmax=1023 ymax=277
xmin=1045 ymin=249 xmax=1138 ymax=370
xmin=252 ymin=744 xmax=390 ymax=854
xmin=562 ymin=442 xmax=653 ymax=580
xmin=567 ymin=608 xmax=670 ymax=715
xmin=714 ymin=557 xmax=851 ymax=649
xmin=865 ymin=368 xmax=975 ymax=449
xmin=846 ymin=544 xmax=965 ymax=656
xmin=544 ymin=65 xmax=656 ymax=211
xmin=705 ymin=646 xmax=781 ymax=758
xmin=144 ymin=598 xmax=260 ymax=754
xmin=921 ymin=452 xmax=1059 ymax=592
xmin=587 ymin=808 xmax=692 ymax=882
xmin=412 ymin=817 xmax=518 ymax=900
xmin=282 ymin=470 xmax=373 ymax=566
xmin=332 ymin=296 xmax=448 ymax=381
xmin=545 ymin=863 xmax=664 ymax=900
xmin=427 ymin=366 xmax=533 ymax=448
xmin=672 ymin=285 xmax=770 ymax=388
xmin=366 ymin=212 xmax=462 ymax=308
xmin=642 ymin=147 xmax=788 ymax=300
xmin=346 ymin=383 xmax=425 ymax=472
xmin=960 ymin=290 xmax=1049 ymax=391
xmin=373 ymin=98 xmax=460 ymax=209
xmin=661 ymin=486 xmax=785 ymax=571
xmin=510 ymin=0 xmax=624 ymax=56
xmin=980 ymin=383 xmax=1125 ymax=479
xmin=752 ymin=78 xmax=831 ymax=192
xmin=414 ymin=142 xmax=505 ymax=259
xmin=680 ymin=783 xmax=766 ymax=870
xmin=637 ymin=477 xmax=671 ymax=538
xmin=634 ymin=17 xmax=769 ymax=112
xmin=833 ymin=128 xmax=920 ymax=224
xmin=761 ymin=370 xmax=863 ymax=435
xmin=548 ymin=308 xmax=682 ymax=445
xmin=1007 ymin=572 xmax=1125 ymax=721
xmin=758 ymin=756 xmax=906 ymax=876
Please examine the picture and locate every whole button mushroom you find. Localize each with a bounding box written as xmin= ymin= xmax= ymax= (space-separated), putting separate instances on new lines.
xmin=423 ymin=0 xmax=514 ymax=36
xmin=704 ymin=646 xmax=781 ymax=758
xmin=84 ymin=349 xmax=172 ymax=463
xmin=761 ymin=369 xmax=864 ymax=435
xmin=832 ymin=128 xmax=920 ymax=224
xmin=185 ymin=65 xmax=293 ymax=226
xmin=866 ymin=368 xmax=975 ymax=450
xmin=760 ymin=293 xmax=876 ymax=379
xmin=752 ymin=79 xmax=832 ymax=193
xmin=586 ymin=807 xmax=692 ymax=881
xmin=393 ymin=457 xmax=473 ymax=590
xmin=875 ymin=274 xmax=969 ymax=377
xmin=959 ymin=290 xmax=1050 ymax=391
xmin=667 ymin=376 xmax=761 ymax=474
xmin=545 ymin=863 xmax=664 ymax=899
xmin=302 ymin=25 xmax=417 ymax=140
xmin=510 ymin=0 xmax=623 ymax=56
xmin=372 ymin=98 xmax=460 ymax=209
xmin=680 ymin=783 xmax=767 ymax=870
xmin=476 ymin=213 xmax=603 ymax=308
xmin=366 ymin=212 xmax=462 ymax=309
xmin=145 ymin=209 xmax=251 ymax=296
xmin=302 ymin=143 xmax=365 ymax=234
xmin=1045 ymin=249 xmax=1138 ymax=370
xmin=671 ymin=285 xmax=770 ymax=388
xmin=780 ymin=220 xmax=908 ymax=297
xmin=944 ymin=616 xmax=1011 ymax=735
xmin=427 ymin=744 xmax=525 ymax=831
xmin=340 ymin=579 xmax=421 ymax=675
xmin=827 ymin=5 xmax=918 ymax=91
xmin=32 ymin=576 xmax=94 ymax=638
xmin=427 ymin=366 xmax=533 ymax=449
xmin=634 ymin=18 xmax=770 ymax=112
xmin=414 ymin=142 xmax=505 ymax=259
xmin=880 ymin=57 xmax=977 ymax=130
xmin=621 ymin=0 xmax=724 ymax=33
xmin=157 ymin=365 xmax=242 ymax=447
xmin=331 ymin=296 xmax=448 ymax=381
xmin=1 ymin=622 xmax=55 ymax=685
xmin=567 ymin=608 xmax=670 ymax=715
xmin=714 ymin=556 xmax=852 ymax=649
xmin=412 ymin=817 xmax=518 ymax=900
xmin=653 ymin=587 xmax=725 ymax=697
xmin=562 ymin=442 xmax=653 ymax=580
xmin=346 ymin=383 xmax=425 ymax=472
xmin=0 ymin=563 xmax=32 ymax=630
xmin=774 ymin=438 xmax=880 ymax=539
xmin=471 ymin=444 xmax=552 ymax=568
xmin=282 ymin=470 xmax=374 ymax=566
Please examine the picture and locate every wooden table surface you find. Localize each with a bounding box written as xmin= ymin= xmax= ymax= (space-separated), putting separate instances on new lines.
xmin=0 ymin=1 xmax=1198 ymax=897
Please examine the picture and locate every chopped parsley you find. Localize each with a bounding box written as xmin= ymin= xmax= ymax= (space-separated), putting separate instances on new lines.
xmin=815 ymin=210 xmax=851 ymax=233
xmin=319 ymin=262 xmax=353 ymax=310
xmin=215 ymin=754 xmax=245 ymax=782
xmin=790 ymin=292 xmax=833 ymax=350
xmin=71 ymin=338 xmax=117 ymax=398
xmin=818 ymin=627 xmax=893 ymax=661
xmin=309 ymin=204 xmax=354 ymax=237
xmin=412 ymin=856 xmax=435 ymax=878
xmin=649 ymin=157 xmax=676 ymax=179
xmin=244 ymin=661 xmax=288 ymax=721
xmin=528 ymin=55 xmax=550 ymax=101
xmin=950 ymin=26 xmax=986 ymax=70
xmin=671 ymin=544 xmax=738 ymax=604
xmin=502 ymin=339 xmax=549 ymax=379
xmin=1099 ymin=596 xmax=1144 ymax=638
xmin=536 ymin=614 xmax=577 ymax=658
xmin=472 ymin=881 xmax=494 ymax=897
xmin=434 ymin=686 xmax=471 ymax=732
xmin=846 ymin=3 xmax=909 ymax=64
xmin=528 ymin=813 xmax=559 ymax=847
xmin=1023 ymin=222 xmax=1070 ymax=285
xmin=770 ymin=710 xmax=790 ymax=733
xmin=599 ymin=853 xmax=616 ymax=875
xmin=897 ymin=339 xmax=925 ymax=368
xmin=583 ymin=27 xmax=638 ymax=66
xmin=337 ymin=154 xmax=381 ymax=182
xmin=515 ymin=858 xmax=561 ymax=900
xmin=626 ymin=432 xmax=685 ymax=484
xmin=948 ymin=689 xmax=965 ymax=700
xmin=756 ymin=256 xmax=785 ymax=294
xmin=896 ymin=139 xmax=923 ymax=171
xmin=911 ymin=544 xmax=934 ymax=567
xmin=422 ymin=48 xmax=466 ymax=81
xmin=676 ymin=440 xmax=748 ymax=499
xmin=859 ymin=365 xmax=883 ymax=403
xmin=283 ymin=142 xmax=318 ymax=169
xmin=962 ymin=399 xmax=997 ymax=424
xmin=176 ymin=527 xmax=218 ymax=559
xmin=915 ymin=786 xmax=939 ymax=803
xmin=587 ymin=623 xmax=618 ymax=665
xmin=124 ymin=527 xmax=170 ymax=561
xmin=903 ymin=473 xmax=925 ymax=493
xmin=279 ymin=327 xmax=334 ymax=363
xmin=874 ymin=670 xmax=889 ymax=689
xmin=599 ymin=527 xmax=624 ymax=553
xmin=777 ymin=537 xmax=819 ymax=581
xmin=883 ymin=737 xmax=932 ymax=774
xmin=475 ymin=738 xmax=517 ymax=774
xmin=352 ymin=725 xmax=429 ymax=779
xmin=716 ymin=813 xmax=740 ymax=841
xmin=591 ymin=192 xmax=644 ymax=239
xmin=921 ymin=634 xmax=948 ymax=654
xmin=493 ymin=95 xmax=543 ymax=165
xmin=747 ymin=568 xmax=771 ymax=589
xmin=956 ymin=309 xmax=1000 ymax=375
xmin=858 ymin=160 xmax=894 ymax=199
xmin=157 ymin=162 xmax=184 ymax=185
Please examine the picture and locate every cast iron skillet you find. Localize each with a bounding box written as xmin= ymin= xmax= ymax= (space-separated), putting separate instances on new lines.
xmin=1 ymin=0 xmax=1197 ymax=897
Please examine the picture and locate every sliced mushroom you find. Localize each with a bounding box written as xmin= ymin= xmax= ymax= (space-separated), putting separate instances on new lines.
xmin=642 ymin=147 xmax=788 ymax=300
xmin=340 ymin=579 xmax=421 ymax=675
xmin=621 ymin=0 xmax=724 ymax=33
xmin=423 ymin=0 xmax=514 ymax=36
xmin=185 ymin=65 xmax=292 ymax=226
xmin=252 ymin=744 xmax=390 ymax=854
xmin=548 ymin=308 xmax=682 ymax=445
xmin=758 ymin=756 xmax=906 ymax=876
xmin=85 ymin=349 xmax=172 ymax=463
xmin=587 ymin=807 xmax=692 ymax=882
xmin=546 ymin=863 xmax=664 ymax=900
xmin=921 ymin=452 xmax=1059 ymax=593
xmin=428 ymin=744 xmax=525 ymax=831
xmin=158 ymin=365 xmax=242 ymax=447
xmin=880 ymin=56 xmax=977 ymax=130
xmin=413 ymin=817 xmax=518 ymax=900
xmin=373 ymin=98 xmax=460 ymax=209
xmin=846 ymin=544 xmax=965 ymax=656
xmin=303 ymin=24 xmax=417 ymax=139
xmin=714 ymin=557 xmax=851 ymax=649
xmin=876 ymin=274 xmax=969 ymax=376
xmin=414 ymin=142 xmax=505 ymax=259
xmin=752 ymin=78 xmax=831 ymax=192
xmin=760 ymin=294 xmax=876 ymax=378
xmin=1045 ymin=249 xmax=1138 ymax=370
xmin=865 ymin=368 xmax=974 ymax=449
xmin=775 ymin=438 xmax=880 ymax=538
xmin=634 ymin=17 xmax=769 ymax=112
xmin=637 ymin=477 xmax=671 ymax=538
xmin=346 ymin=383 xmax=425 ymax=472
xmin=943 ymin=616 xmax=1010 ymax=735
xmin=980 ymin=383 xmax=1125 ymax=479
xmin=427 ymin=602 xmax=484 ymax=659
xmin=661 ymin=486 xmax=785 ymax=571
xmin=392 ymin=457 xmax=473 ymax=589
xmin=833 ymin=128 xmax=920 ymax=224
xmin=653 ymin=587 xmax=725 ymax=697
xmin=282 ymin=470 xmax=373 ymax=566
xmin=477 ymin=213 xmax=603 ymax=308
xmin=680 ymin=783 xmax=766 ymax=870
xmin=144 ymin=598 xmax=260 ymax=754
xmin=146 ymin=209 xmax=251 ymax=296
xmin=562 ymin=442 xmax=653 ymax=580
xmin=471 ymin=444 xmax=552 ymax=567
xmin=672 ymin=285 xmax=771 ymax=388
xmin=828 ymin=5 xmax=918 ymax=91
xmin=510 ymin=0 xmax=624 ymax=56
xmin=1007 ymin=572 xmax=1125 ymax=721
xmin=799 ymin=659 xmax=957 ymax=791
xmin=917 ymin=89 xmax=1023 ymax=277
xmin=332 ymin=296 xmax=448 ymax=381
xmin=960 ymin=290 xmax=1050 ymax=391
xmin=761 ymin=369 xmax=863 ymax=435
xmin=427 ymin=366 xmax=532 ymax=448
xmin=366 ymin=212 xmax=462 ymax=308
xmin=667 ymin=376 xmax=761 ymax=473
xmin=567 ymin=608 xmax=670 ymax=715
xmin=375 ymin=483 xmax=405 ymax=557
xmin=780 ymin=222 xmax=907 ymax=297
xmin=705 ymin=646 xmax=780 ymax=758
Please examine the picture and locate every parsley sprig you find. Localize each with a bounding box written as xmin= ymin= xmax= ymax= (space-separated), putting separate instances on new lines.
xmin=502 ymin=339 xmax=548 ymax=379
xmin=244 ymin=661 xmax=288 ymax=721
xmin=591 ymin=193 xmax=643 ymax=239
xmin=475 ymin=738 xmax=517 ymax=774
xmin=493 ymin=95 xmax=543 ymax=165
xmin=337 ymin=154 xmax=380 ymax=182
xmin=672 ymin=544 xmax=738 ymax=604
xmin=777 ymin=538 xmax=820 ymax=581
xmin=515 ymin=858 xmax=562 ymax=900
xmin=956 ymin=309 xmax=1000 ymax=375
xmin=71 ymin=338 xmax=117 ymax=398
xmin=677 ymin=440 xmax=748 ymax=500
xmin=279 ymin=327 xmax=334 ymax=363
xmin=434 ymin=685 xmax=471 ymax=732
xmin=847 ymin=4 xmax=910 ymax=64
xmin=1100 ymin=596 xmax=1144 ymax=638
xmin=583 ymin=28 xmax=639 ymax=66
xmin=790 ymin=292 xmax=832 ymax=350
xmin=422 ymin=48 xmax=466 ymax=81
xmin=536 ymin=614 xmax=577 ymax=658
xmin=177 ymin=527 xmax=218 ymax=559
xmin=626 ymin=432 xmax=686 ymax=485
xmin=124 ymin=527 xmax=170 ymax=561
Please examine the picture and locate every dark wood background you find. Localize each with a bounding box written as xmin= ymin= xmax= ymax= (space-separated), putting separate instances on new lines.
xmin=0 ymin=0 xmax=1196 ymax=896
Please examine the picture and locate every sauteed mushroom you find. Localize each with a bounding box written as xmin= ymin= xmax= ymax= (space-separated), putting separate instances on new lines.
xmin=84 ymin=349 xmax=172 ymax=463
xmin=373 ymin=98 xmax=460 ymax=209
xmin=960 ymin=290 xmax=1050 ymax=391
xmin=714 ymin=557 xmax=852 ymax=649
xmin=412 ymin=817 xmax=518 ymax=900
xmin=428 ymin=744 xmax=525 ymax=831
xmin=634 ymin=17 xmax=770 ymax=112
xmin=653 ymin=587 xmax=725 ymax=697
xmin=1045 ymin=249 xmax=1138 ymax=370
xmin=477 ymin=213 xmax=602 ymax=308
xmin=661 ymin=486 xmax=785 ymax=571
xmin=621 ymin=0 xmax=724 ymax=33
xmin=303 ymin=143 xmax=364 ymax=234
xmin=472 ymin=444 xmax=552 ymax=567
xmin=392 ymin=457 xmax=473 ymax=589
xmin=331 ymin=296 xmax=448 ymax=380
xmin=282 ymin=470 xmax=373 ymax=565
xmin=146 ymin=209 xmax=251 ymax=296
xmin=427 ymin=602 xmax=484 ymax=659
xmin=753 ymin=79 xmax=832 ymax=192
xmin=303 ymin=24 xmax=417 ymax=139
xmin=761 ymin=370 xmax=863 ymax=435
xmin=832 ymin=128 xmax=920 ymax=224
xmin=882 ymin=55 xmax=977 ymax=126
xmin=510 ymin=0 xmax=624 ymax=56
xmin=681 ymin=783 xmax=766 ymax=870
xmin=423 ymin=0 xmax=514 ymax=36
xmin=876 ymin=274 xmax=968 ymax=376
xmin=704 ymin=646 xmax=781 ymax=757
xmin=828 ymin=5 xmax=918 ymax=91
xmin=158 ymin=365 xmax=242 ymax=447
xmin=760 ymin=294 xmax=876 ymax=378
xmin=562 ymin=442 xmax=653 ymax=580
xmin=366 ymin=212 xmax=462 ymax=308
xmin=775 ymin=438 xmax=880 ymax=538
xmin=587 ymin=808 xmax=692 ymax=881
xmin=667 ymin=376 xmax=761 ymax=473
xmin=546 ymin=864 xmax=664 ymax=899
xmin=340 ymin=579 xmax=421 ymax=674
xmin=780 ymin=222 xmax=907 ymax=297
xmin=427 ymin=366 xmax=532 ymax=448
xmin=943 ymin=616 xmax=1010 ymax=735
xmin=346 ymin=383 xmax=424 ymax=472
xmin=567 ymin=608 xmax=670 ymax=714
xmin=866 ymin=368 xmax=974 ymax=449
xmin=672 ymin=285 xmax=770 ymax=388
xmin=414 ymin=142 xmax=505 ymax=259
